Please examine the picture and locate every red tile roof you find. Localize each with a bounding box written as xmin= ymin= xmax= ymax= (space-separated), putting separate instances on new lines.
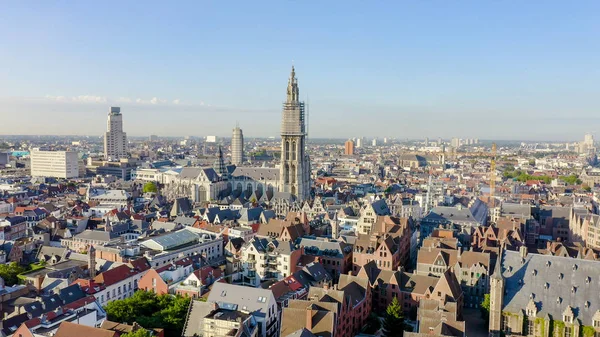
xmin=72 ymin=279 xmax=105 ymax=294
xmin=127 ymin=257 xmax=151 ymax=272
xmin=156 ymin=257 xmax=194 ymax=273
xmin=94 ymin=265 xmax=139 ymax=286
xmin=63 ymin=295 xmax=97 ymax=311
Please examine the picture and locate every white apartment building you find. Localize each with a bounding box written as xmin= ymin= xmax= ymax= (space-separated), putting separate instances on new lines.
xmin=93 ymin=264 xmax=148 ymax=307
xmin=208 ymin=283 xmax=279 ymax=337
xmin=104 ymin=106 xmax=128 ymax=160
xmin=240 ymin=237 xmax=300 ymax=287
xmin=30 ymin=148 xmax=79 ymax=178
xmin=228 ymin=226 xmax=255 ymax=242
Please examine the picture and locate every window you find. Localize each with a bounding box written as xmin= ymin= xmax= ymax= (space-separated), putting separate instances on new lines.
xmin=565 ymin=327 xmax=572 ymax=337
xmin=527 ymin=319 xmax=534 ymax=335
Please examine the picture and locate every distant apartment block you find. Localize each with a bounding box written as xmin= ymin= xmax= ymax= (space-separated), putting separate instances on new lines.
xmin=231 ymin=126 xmax=244 ymax=166
xmin=30 ymin=148 xmax=79 ymax=179
xmin=104 ymin=107 xmax=127 ymax=160
xmin=344 ymin=139 xmax=355 ymax=155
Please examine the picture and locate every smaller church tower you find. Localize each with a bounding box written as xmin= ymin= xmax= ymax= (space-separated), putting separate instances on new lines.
xmin=88 ymin=245 xmax=97 ymax=278
xmin=213 ymin=146 xmax=228 ymax=179
xmin=331 ymin=212 xmax=340 ymax=240
xmin=489 ymin=247 xmax=505 ymax=337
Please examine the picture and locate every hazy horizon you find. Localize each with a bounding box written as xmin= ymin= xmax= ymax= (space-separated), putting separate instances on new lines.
xmin=1 ymin=2 xmax=599 ymax=141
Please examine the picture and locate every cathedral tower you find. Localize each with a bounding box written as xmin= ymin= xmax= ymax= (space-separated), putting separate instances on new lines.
xmin=279 ymin=66 xmax=311 ymax=200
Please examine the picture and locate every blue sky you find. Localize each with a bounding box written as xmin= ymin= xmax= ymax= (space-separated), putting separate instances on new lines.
xmin=1 ymin=1 xmax=599 ymax=140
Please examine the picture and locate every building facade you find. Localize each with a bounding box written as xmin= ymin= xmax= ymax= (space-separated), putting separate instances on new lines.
xmin=103 ymin=107 xmax=127 ymax=161
xmin=30 ymin=148 xmax=79 ymax=179
xmin=279 ymin=66 xmax=311 ymax=201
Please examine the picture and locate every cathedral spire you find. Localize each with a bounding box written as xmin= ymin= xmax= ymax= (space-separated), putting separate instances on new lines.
xmin=213 ymin=145 xmax=228 ymax=178
xmin=287 ymin=65 xmax=299 ymax=102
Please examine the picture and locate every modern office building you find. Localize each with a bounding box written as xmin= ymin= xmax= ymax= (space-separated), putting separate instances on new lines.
xmin=30 ymin=148 xmax=79 ymax=179
xmin=279 ymin=66 xmax=311 ymax=201
xmin=103 ymin=107 xmax=127 ymax=161
xmin=451 ymin=137 xmax=460 ymax=149
xmin=231 ymin=126 xmax=244 ymax=166
xmin=356 ymin=137 xmax=363 ymax=148
xmin=344 ymin=139 xmax=355 ymax=155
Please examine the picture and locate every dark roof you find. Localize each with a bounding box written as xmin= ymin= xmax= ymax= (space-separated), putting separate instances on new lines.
xmin=42 ymin=294 xmax=63 ymax=311
xmin=501 ymin=249 xmax=600 ymax=325
xmin=1 ymin=313 xmax=29 ymax=335
xmin=59 ymin=284 xmax=86 ymax=304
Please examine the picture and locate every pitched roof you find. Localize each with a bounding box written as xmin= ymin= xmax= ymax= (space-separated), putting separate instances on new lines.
xmin=501 ymin=249 xmax=600 ymax=325
xmin=94 ymin=264 xmax=139 ymax=286
xmin=54 ymin=322 xmax=117 ymax=337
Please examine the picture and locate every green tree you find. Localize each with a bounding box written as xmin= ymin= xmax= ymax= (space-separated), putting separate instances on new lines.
xmin=382 ymin=297 xmax=404 ymax=337
xmin=143 ymin=182 xmax=158 ymax=194
xmin=481 ymin=294 xmax=491 ymax=322
xmin=363 ymin=312 xmax=382 ymax=334
xmin=104 ymin=290 xmax=190 ymax=336
xmin=121 ymin=329 xmax=153 ymax=337
xmin=0 ymin=262 xmax=26 ymax=286
xmin=560 ymin=175 xmax=582 ymax=185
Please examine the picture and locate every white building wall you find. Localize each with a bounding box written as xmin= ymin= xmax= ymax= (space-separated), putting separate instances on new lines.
xmin=95 ymin=271 xmax=146 ymax=307
xmin=30 ymin=149 xmax=79 ymax=178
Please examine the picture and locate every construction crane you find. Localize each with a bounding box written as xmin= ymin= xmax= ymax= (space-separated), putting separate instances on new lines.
xmin=490 ymin=143 xmax=497 ymax=200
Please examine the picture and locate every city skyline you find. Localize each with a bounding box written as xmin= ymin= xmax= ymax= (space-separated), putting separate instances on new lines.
xmin=1 ymin=1 xmax=599 ymax=140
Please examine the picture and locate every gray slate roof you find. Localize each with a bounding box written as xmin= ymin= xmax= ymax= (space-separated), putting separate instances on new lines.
xmin=423 ymin=206 xmax=481 ymax=225
xmin=232 ymin=167 xmax=280 ymax=181
xmin=501 ymin=249 xmax=600 ymax=325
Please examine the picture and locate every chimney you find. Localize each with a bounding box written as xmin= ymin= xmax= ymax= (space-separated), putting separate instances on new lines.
xmin=306 ymin=309 xmax=315 ymax=330
xmin=519 ymin=246 xmax=528 ymax=259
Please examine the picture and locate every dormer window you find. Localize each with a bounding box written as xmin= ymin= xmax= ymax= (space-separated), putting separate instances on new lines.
xmin=546 ymin=261 xmax=551 ymax=267
xmin=571 ymin=286 xmax=577 ymax=294
xmin=585 ymin=301 xmax=590 ymax=309
xmin=558 ymin=273 xmax=564 ymax=280
xmin=586 ymin=277 xmax=591 ymax=284
xmin=564 ymin=315 xmax=572 ymax=324
xmin=557 ymin=297 xmax=562 ymax=305
xmin=544 ymin=283 xmax=549 ymax=290
xmin=573 ymin=264 xmax=578 ymax=271
xmin=532 ymin=270 xmax=537 ymax=276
